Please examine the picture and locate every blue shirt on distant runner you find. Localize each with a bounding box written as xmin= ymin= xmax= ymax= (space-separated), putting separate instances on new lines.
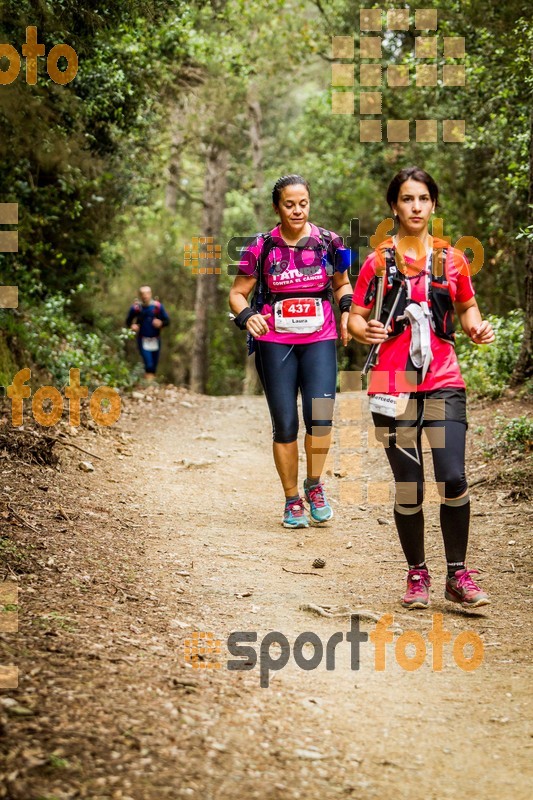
xmin=126 ymin=287 xmax=170 ymax=377
xmin=126 ymin=299 xmax=170 ymax=338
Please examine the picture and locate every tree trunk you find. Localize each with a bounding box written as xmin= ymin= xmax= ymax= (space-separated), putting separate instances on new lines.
xmin=511 ymin=113 xmax=533 ymax=386
xmin=247 ymin=93 xmax=264 ymax=228
xmin=190 ymin=144 xmax=228 ymax=394
xmin=244 ymin=88 xmax=264 ymax=395
xmin=165 ymin=99 xmax=189 ymax=212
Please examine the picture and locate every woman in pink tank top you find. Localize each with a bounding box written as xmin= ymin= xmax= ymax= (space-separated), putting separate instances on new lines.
xmin=229 ymin=175 xmax=353 ymax=529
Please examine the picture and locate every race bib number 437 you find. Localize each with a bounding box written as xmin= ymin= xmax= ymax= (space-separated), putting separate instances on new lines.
xmin=274 ymin=297 xmax=325 ymax=334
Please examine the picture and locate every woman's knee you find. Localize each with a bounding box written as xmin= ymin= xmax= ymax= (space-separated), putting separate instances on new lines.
xmin=302 ymin=394 xmax=335 ymax=436
xmin=439 ymin=473 xmax=468 ymax=499
xmin=272 ymin=419 xmax=299 ymax=443
xmin=303 ymin=419 xmax=332 ymax=437
xmin=395 ymin=480 xmax=424 ymax=508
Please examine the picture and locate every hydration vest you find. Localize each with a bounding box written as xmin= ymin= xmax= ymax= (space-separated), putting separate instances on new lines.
xmin=132 ymin=299 xmax=162 ymax=318
xmin=365 ymin=246 xmax=456 ymax=344
xmin=252 ymin=227 xmax=338 ymax=310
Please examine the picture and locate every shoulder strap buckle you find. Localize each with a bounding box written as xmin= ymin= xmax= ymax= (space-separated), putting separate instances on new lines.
xmin=385 ymin=246 xmax=400 ymax=286
xmin=430 ymin=246 xmax=448 ymax=280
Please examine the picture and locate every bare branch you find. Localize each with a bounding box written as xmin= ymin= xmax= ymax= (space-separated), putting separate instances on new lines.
xmin=312 ymin=0 xmax=332 ymax=27
xmin=179 ymin=187 xmax=207 ymax=208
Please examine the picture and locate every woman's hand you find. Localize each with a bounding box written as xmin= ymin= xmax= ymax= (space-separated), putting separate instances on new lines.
xmin=246 ymin=313 xmax=272 ymax=338
xmin=470 ymin=319 xmax=495 ymax=345
xmin=362 ymin=318 xmax=390 ymax=345
xmin=340 ymin=312 xmax=352 ymax=346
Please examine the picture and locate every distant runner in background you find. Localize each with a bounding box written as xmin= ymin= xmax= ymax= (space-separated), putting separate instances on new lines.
xmin=126 ymin=285 xmax=170 ymax=382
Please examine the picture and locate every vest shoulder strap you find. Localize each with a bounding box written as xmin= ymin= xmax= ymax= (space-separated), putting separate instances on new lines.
xmin=384 ymin=246 xmax=450 ymax=284
xmin=431 ymin=246 xmax=449 ymax=282
xmin=255 ymin=228 xmax=335 ymax=292
xmin=251 ymin=232 xmax=274 ymax=308
xmin=316 ymin=226 xmax=333 ymax=248
xmin=384 ymin=247 xmax=400 ymax=285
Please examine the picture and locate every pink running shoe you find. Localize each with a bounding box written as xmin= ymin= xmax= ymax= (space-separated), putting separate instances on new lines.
xmin=402 ymin=568 xmax=431 ymax=609
xmin=445 ymin=568 xmax=490 ymax=608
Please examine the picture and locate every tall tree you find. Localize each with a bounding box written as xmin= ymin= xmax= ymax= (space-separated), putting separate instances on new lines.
xmin=511 ymin=113 xmax=533 ymax=385
xmin=190 ymin=143 xmax=229 ymax=393
xmin=243 ymin=84 xmax=265 ymax=395
xmin=165 ymin=99 xmax=192 ymax=212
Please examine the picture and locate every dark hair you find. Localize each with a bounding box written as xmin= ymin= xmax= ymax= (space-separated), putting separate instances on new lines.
xmin=272 ymin=174 xmax=311 ymax=207
xmin=386 ymin=166 xmax=439 ymax=209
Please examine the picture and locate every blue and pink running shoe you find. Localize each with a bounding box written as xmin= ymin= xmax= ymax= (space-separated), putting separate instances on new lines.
xmin=304 ymin=481 xmax=333 ymax=523
xmin=283 ymin=497 xmax=309 ymax=528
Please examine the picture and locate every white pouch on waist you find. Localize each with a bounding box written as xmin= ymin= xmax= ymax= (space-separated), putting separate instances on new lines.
xmin=400 ymin=301 xmax=433 ymax=380
xmin=273 ymin=297 xmax=325 ymax=334
xmin=142 ymin=336 xmax=160 ymax=352
xmin=368 ymin=392 xmax=410 ymax=418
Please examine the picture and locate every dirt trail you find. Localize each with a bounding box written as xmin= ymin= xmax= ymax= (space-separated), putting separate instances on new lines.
xmin=1 ymin=386 xmax=532 ymax=799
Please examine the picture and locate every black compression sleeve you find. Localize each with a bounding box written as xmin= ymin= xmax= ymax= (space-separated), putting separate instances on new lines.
xmin=339 ymin=295 xmax=352 ymax=313
xmin=233 ymin=307 xmax=259 ymax=330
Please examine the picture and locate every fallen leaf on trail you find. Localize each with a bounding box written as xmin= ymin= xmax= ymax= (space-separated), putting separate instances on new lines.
xmin=175 ymin=459 xmax=215 ymax=469
xmin=294 ymin=748 xmax=325 ymax=760
xmin=5 ymin=704 xmax=35 ymax=717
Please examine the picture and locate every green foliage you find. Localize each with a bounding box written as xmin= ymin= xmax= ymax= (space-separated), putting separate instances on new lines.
xmin=1 ymin=291 xmax=135 ymax=389
xmin=0 ymin=537 xmax=33 ymax=573
xmin=0 ymin=0 xmax=200 ymax=301
xmin=207 ymin=296 xmax=247 ymax=395
xmin=0 ymin=332 xmax=20 ymax=388
xmin=0 ymin=0 xmax=205 ymax=387
xmin=494 ymin=415 xmax=533 ymax=452
xmin=36 ymin=612 xmax=77 ymax=633
xmin=47 ymin=755 xmax=71 ymax=770
xmin=0 ymin=0 xmax=530 ymax=395
xmin=98 ymin=205 xmax=197 ymax=385
xmin=455 ymin=311 xmax=525 ymax=397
